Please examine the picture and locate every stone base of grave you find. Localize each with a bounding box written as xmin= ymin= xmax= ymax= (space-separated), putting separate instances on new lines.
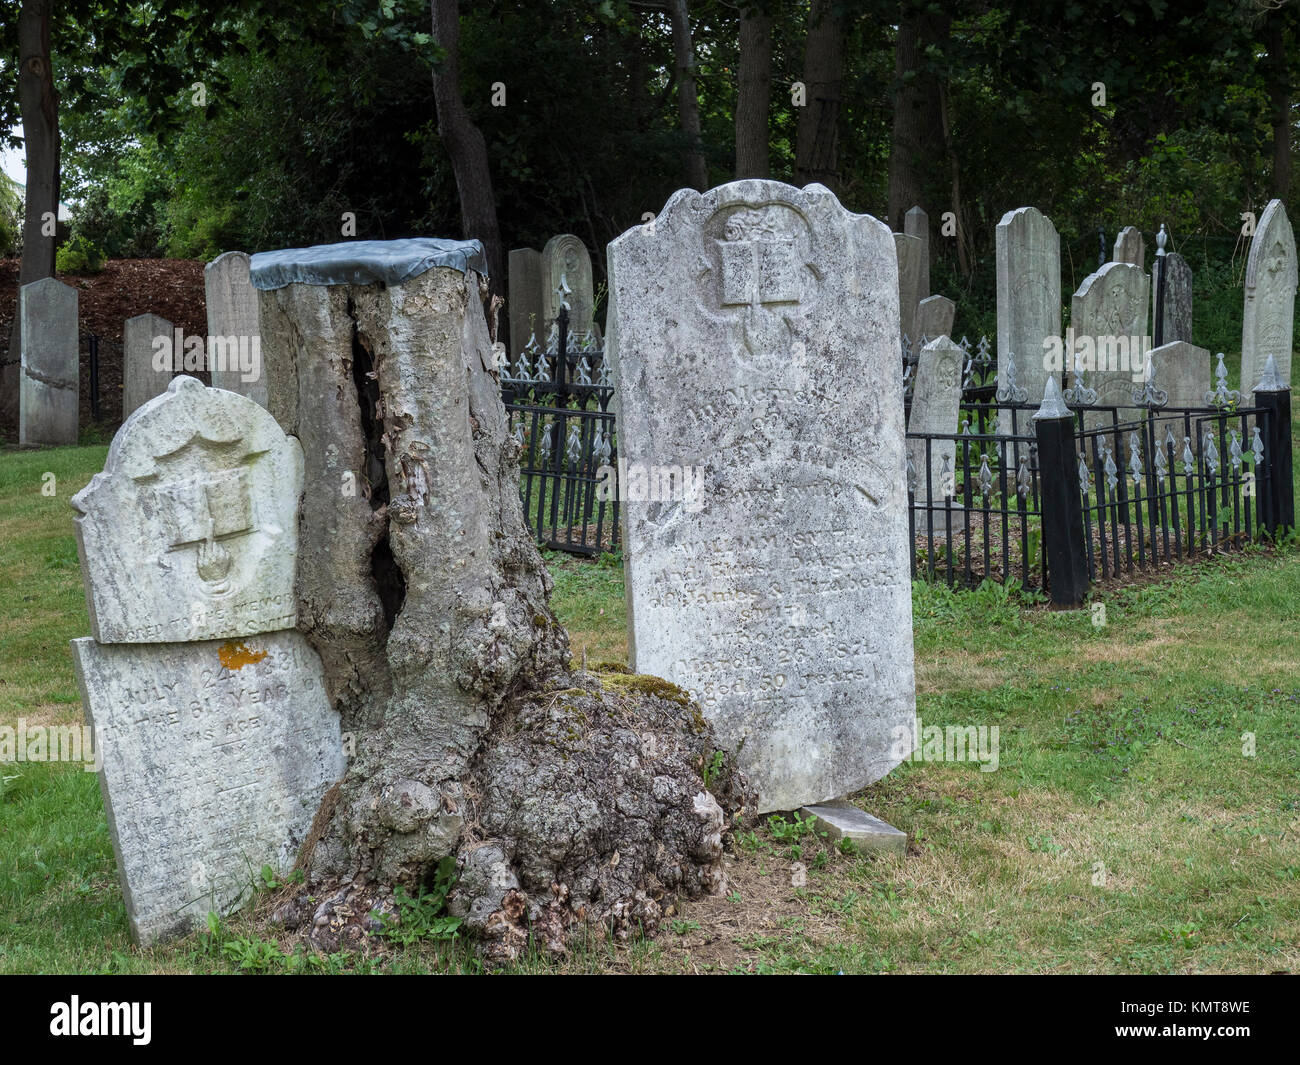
xmin=799 ymin=800 xmax=907 ymax=855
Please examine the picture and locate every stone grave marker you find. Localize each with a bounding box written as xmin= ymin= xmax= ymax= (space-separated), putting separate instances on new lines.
xmin=123 ymin=313 xmax=174 ymax=419
xmin=205 ymin=251 xmax=266 ymax=407
xmin=508 ymin=247 xmax=545 ymax=355
xmin=907 ymin=335 xmax=964 ymax=505
xmin=996 ymin=207 xmax=1061 ymax=421
xmin=73 ymin=375 xmax=303 ymax=643
xmin=1113 ymin=225 xmax=1145 ymax=267
xmin=904 ymin=205 xmax=930 ymax=303
xmin=1070 ymin=261 xmax=1150 ymax=428
xmin=609 ymin=179 xmax=916 ymax=814
xmin=894 ymin=231 xmax=924 ymax=342
xmin=17 ymin=277 xmax=78 ymax=446
xmin=542 ymin=234 xmax=596 ymax=338
xmin=1153 ymin=250 xmax=1193 ymax=345
xmin=915 ymin=294 xmax=956 ymax=341
xmin=1145 ymin=339 xmax=1211 ymax=441
xmin=1242 ymin=198 xmax=1297 ymax=390
xmin=70 ymin=374 xmax=341 ymax=946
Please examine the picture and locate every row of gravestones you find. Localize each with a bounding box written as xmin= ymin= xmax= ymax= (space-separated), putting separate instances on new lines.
xmin=12 ymin=252 xmax=265 ymax=445
xmin=895 ymin=205 xmax=957 ymax=350
xmin=507 ymin=234 xmax=599 ymax=356
xmin=68 ymin=184 xmax=1297 ymax=949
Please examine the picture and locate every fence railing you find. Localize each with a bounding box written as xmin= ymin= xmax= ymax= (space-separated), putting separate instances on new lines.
xmin=501 ymin=306 xmax=619 ymax=556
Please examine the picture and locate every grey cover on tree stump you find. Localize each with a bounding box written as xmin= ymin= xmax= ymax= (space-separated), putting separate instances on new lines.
xmin=257 ymin=260 xmax=752 ymax=962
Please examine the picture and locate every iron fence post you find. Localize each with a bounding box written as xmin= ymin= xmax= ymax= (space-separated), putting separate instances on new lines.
xmin=1034 ymin=378 xmax=1089 ymax=606
xmin=1252 ymin=356 xmax=1294 ymax=535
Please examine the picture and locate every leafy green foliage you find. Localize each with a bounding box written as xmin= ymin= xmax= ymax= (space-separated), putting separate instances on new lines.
xmin=378 ymin=858 xmax=462 ymax=946
xmin=54 ymin=234 xmax=105 ymax=274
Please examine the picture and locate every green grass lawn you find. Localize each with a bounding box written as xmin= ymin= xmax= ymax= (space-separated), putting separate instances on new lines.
xmin=1 ymin=441 xmax=1298 ymax=974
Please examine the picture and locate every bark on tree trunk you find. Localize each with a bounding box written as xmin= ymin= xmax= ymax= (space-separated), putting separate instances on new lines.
xmin=793 ymin=0 xmax=845 ymax=191
xmin=1 ymin=0 xmax=60 ymax=429
xmin=668 ymin=0 xmax=709 ymax=191
xmin=887 ymin=4 xmax=950 ymax=232
xmin=1265 ymin=11 xmax=1291 ymax=202
xmin=735 ymin=7 xmax=773 ymax=180
xmin=431 ymin=0 xmax=504 ymax=298
xmin=258 ymin=267 xmax=752 ymax=962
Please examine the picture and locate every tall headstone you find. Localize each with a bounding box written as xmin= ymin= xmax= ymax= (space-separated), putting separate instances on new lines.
xmin=508 ymin=247 xmax=545 ymax=354
xmin=907 ymin=336 xmax=964 ymax=504
xmin=1241 ymin=199 xmax=1297 ymax=390
xmin=205 ymin=251 xmax=266 ymax=407
xmin=609 ymin=179 xmax=916 ymax=814
xmin=1152 ymin=251 xmax=1193 ymax=345
xmin=996 ymin=207 xmax=1061 ymax=415
xmin=915 ymin=294 xmax=956 ymax=341
xmin=70 ymin=375 xmax=341 ymax=946
xmin=1113 ymin=226 xmax=1145 ymax=267
xmin=123 ymin=313 xmax=174 ymax=419
xmin=542 ymin=234 xmax=596 ymax=337
xmin=72 ymin=375 xmax=304 ymax=643
xmin=894 ymin=232 xmax=924 ymax=342
xmin=1070 ymin=261 xmax=1150 ymax=426
xmin=904 ymin=205 xmax=930 ymax=303
xmin=17 ymin=277 xmax=78 ymax=446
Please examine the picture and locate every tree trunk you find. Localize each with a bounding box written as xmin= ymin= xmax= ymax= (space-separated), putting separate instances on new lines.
xmin=1 ymin=0 xmax=60 ymax=430
xmin=793 ymin=0 xmax=845 ymax=191
xmin=735 ymin=6 xmax=773 ymax=180
xmin=668 ymin=0 xmax=709 ymax=190
xmin=257 ymin=267 xmax=752 ymax=963
xmin=887 ymin=3 xmax=950 ymax=232
xmin=1264 ymin=10 xmax=1291 ymax=202
xmin=430 ymin=0 xmax=504 ymax=298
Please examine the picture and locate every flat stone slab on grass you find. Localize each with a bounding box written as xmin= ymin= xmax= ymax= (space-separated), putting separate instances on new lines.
xmin=799 ymin=801 xmax=908 ymax=855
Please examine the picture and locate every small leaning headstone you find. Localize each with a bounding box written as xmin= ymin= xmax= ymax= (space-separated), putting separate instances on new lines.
xmin=1113 ymin=226 xmax=1145 ymax=267
xmin=17 ymin=277 xmax=78 ymax=446
xmin=122 ymin=313 xmax=174 ymax=420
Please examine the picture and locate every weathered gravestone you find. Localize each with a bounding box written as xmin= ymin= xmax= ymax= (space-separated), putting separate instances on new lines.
xmin=1070 ymin=261 xmax=1149 ymax=429
xmin=1152 ymin=250 xmax=1193 ymax=345
xmin=508 ymin=247 xmax=545 ymax=354
xmin=1113 ymin=226 xmax=1145 ymax=267
xmin=205 ymin=251 xmax=266 ymax=406
xmin=609 ymin=180 xmax=917 ymax=814
xmin=1146 ymin=340 xmax=1211 ymax=440
xmin=69 ymin=374 xmax=343 ymax=946
xmin=73 ymin=375 xmax=302 ymax=643
xmin=907 ymin=336 xmax=964 ymax=506
xmin=894 ymin=231 xmax=924 ymax=343
xmin=915 ymin=294 xmax=956 ymax=341
xmin=17 ymin=277 xmax=78 ymax=446
xmin=541 ymin=234 xmax=597 ymax=338
xmin=1241 ymin=199 xmax=1297 ymax=390
xmin=996 ymin=207 xmax=1061 ymax=423
xmin=248 ymin=237 xmax=752 ymax=961
xmin=123 ymin=313 xmax=174 ymax=420
xmin=904 ymin=205 xmax=930 ymax=303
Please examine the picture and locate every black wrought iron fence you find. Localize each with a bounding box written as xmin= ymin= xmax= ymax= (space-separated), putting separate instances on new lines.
xmin=501 ymin=306 xmax=619 ymax=556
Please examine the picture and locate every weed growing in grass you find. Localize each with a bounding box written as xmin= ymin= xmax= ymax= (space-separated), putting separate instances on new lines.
xmin=378 ymin=857 xmax=461 ymax=946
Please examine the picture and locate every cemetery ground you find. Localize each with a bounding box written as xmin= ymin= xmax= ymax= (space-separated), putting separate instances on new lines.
xmin=1 ymin=442 xmax=1298 ymax=975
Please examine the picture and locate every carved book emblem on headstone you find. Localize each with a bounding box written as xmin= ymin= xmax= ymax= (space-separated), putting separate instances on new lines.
xmin=71 ymin=375 xmax=304 ymax=643
xmin=718 ymin=208 xmax=801 ymax=308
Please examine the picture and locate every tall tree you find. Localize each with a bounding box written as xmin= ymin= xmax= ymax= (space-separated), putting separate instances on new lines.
xmin=887 ymin=3 xmax=950 ymax=231
xmin=735 ymin=1 xmax=773 ymax=179
xmin=666 ymin=0 xmax=709 ymax=190
xmin=431 ymin=0 xmax=503 ymax=296
xmin=0 ymin=0 xmax=59 ymax=426
xmin=1261 ymin=1 xmax=1293 ymax=200
xmin=793 ymin=0 xmax=845 ymax=191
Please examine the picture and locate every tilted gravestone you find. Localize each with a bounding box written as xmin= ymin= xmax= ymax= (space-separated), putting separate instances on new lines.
xmin=1152 ymin=251 xmax=1193 ymax=345
xmin=915 ymin=294 xmax=956 ymax=341
xmin=1113 ymin=226 xmax=1145 ymax=267
xmin=996 ymin=207 xmax=1061 ymax=422
xmin=541 ymin=234 xmax=597 ymax=338
xmin=894 ymin=231 xmax=924 ymax=343
xmin=205 ymin=251 xmax=266 ymax=407
xmin=609 ymin=179 xmax=917 ymax=814
xmin=123 ymin=313 xmax=174 ymax=420
xmin=1242 ymin=199 xmax=1297 ymax=391
xmin=18 ymin=277 xmax=78 ymax=446
xmin=908 ymin=336 xmax=964 ymax=506
xmin=72 ymin=375 xmax=303 ymax=643
xmin=508 ymin=246 xmax=545 ymax=355
xmin=70 ymin=375 xmax=342 ymax=946
xmin=1071 ymin=261 xmax=1150 ymax=429
xmin=904 ymin=205 xmax=930 ymax=303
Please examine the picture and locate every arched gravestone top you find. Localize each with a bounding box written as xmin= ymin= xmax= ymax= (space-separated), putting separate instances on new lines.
xmin=1242 ymin=198 xmax=1298 ymax=390
xmin=250 ymin=237 xmax=488 ymax=290
xmin=71 ymin=375 xmax=305 ymax=643
xmin=541 ymin=234 xmax=596 ymax=334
